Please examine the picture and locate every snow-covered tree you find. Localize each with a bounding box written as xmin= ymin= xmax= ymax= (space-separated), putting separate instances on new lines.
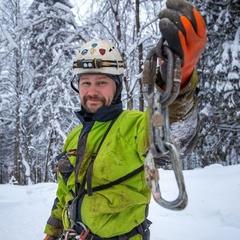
xmin=184 ymin=0 xmax=240 ymax=168
xmin=76 ymin=0 xmax=163 ymax=110
xmin=0 ymin=0 xmax=32 ymax=184
xmin=24 ymin=0 xmax=87 ymax=182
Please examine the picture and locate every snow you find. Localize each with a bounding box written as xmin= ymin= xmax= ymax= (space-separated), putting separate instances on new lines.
xmin=0 ymin=24 xmax=18 ymax=51
xmin=0 ymin=164 xmax=239 ymax=240
xmin=214 ymin=26 xmax=240 ymax=77
xmin=53 ymin=3 xmax=73 ymax=13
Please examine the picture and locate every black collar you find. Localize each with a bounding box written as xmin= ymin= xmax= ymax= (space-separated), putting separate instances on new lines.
xmin=75 ymin=103 xmax=123 ymax=124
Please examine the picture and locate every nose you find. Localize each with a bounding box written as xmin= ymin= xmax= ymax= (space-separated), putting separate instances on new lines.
xmin=87 ymin=83 xmax=99 ymax=96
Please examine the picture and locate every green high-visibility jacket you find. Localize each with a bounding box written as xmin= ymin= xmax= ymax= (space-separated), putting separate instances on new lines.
xmin=44 ymin=70 xmax=199 ymax=239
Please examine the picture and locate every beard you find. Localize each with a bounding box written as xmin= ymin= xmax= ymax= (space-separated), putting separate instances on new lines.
xmin=82 ymin=94 xmax=108 ymax=113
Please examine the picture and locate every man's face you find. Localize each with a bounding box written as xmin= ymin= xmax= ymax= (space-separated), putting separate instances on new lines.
xmin=78 ymin=74 xmax=116 ymax=113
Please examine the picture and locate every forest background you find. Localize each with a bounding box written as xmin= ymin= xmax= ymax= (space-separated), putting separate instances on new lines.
xmin=0 ymin=0 xmax=239 ymax=185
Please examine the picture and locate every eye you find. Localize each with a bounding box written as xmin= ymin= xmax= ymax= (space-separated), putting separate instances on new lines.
xmin=97 ymin=81 xmax=107 ymax=86
xmin=80 ymin=80 xmax=91 ymax=86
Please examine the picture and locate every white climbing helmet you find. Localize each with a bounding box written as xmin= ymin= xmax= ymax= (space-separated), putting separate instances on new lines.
xmin=73 ymin=39 xmax=124 ymax=76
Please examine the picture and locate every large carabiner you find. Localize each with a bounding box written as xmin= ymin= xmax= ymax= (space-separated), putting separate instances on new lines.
xmin=142 ymin=37 xmax=188 ymax=210
xmin=144 ymin=143 xmax=188 ymax=210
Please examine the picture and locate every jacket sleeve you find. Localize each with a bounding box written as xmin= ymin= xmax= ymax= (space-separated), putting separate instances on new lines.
xmin=44 ymin=125 xmax=81 ymax=237
xmin=154 ymin=69 xmax=199 ymax=166
xmin=44 ymin=172 xmax=68 ymax=238
xmin=169 ymin=69 xmax=199 ymax=157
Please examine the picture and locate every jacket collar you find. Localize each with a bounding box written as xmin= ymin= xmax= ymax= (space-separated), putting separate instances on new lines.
xmin=75 ymin=103 xmax=123 ymax=124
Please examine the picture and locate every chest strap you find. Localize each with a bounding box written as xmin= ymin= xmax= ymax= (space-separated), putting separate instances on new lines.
xmin=85 ymin=164 xmax=144 ymax=194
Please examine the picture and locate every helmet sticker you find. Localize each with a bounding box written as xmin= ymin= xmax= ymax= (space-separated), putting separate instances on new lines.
xmin=90 ymin=48 xmax=96 ymax=55
xmin=81 ymin=49 xmax=88 ymax=55
xmin=89 ymin=43 xmax=98 ymax=55
xmin=91 ymin=43 xmax=98 ymax=48
xmin=109 ymin=46 xmax=115 ymax=52
xmin=99 ymin=49 xmax=106 ymax=55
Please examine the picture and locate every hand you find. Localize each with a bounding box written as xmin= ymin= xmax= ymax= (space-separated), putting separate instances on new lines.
xmin=158 ymin=0 xmax=207 ymax=87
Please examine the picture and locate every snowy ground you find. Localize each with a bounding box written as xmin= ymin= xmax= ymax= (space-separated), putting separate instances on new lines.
xmin=0 ymin=164 xmax=239 ymax=240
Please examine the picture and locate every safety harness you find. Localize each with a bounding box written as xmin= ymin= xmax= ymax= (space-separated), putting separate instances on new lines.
xmin=58 ymin=117 xmax=150 ymax=240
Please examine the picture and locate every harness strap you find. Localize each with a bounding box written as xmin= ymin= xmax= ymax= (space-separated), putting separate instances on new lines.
xmin=89 ymin=164 xmax=144 ymax=193
xmin=69 ymin=219 xmax=150 ymax=240
xmin=76 ymin=117 xmax=117 ymax=198
xmin=86 ymin=118 xmax=117 ymax=196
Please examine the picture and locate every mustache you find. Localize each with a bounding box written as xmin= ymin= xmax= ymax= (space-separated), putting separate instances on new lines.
xmin=83 ymin=95 xmax=106 ymax=104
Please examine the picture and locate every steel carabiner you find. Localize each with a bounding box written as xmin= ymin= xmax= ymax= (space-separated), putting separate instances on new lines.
xmin=144 ymin=142 xmax=188 ymax=210
xmin=142 ymin=37 xmax=188 ymax=210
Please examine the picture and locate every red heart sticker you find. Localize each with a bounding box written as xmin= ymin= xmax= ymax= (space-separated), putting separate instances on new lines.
xmin=99 ymin=49 xmax=106 ymax=55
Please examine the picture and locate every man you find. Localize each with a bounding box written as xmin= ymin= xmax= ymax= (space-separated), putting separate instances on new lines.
xmin=44 ymin=0 xmax=207 ymax=239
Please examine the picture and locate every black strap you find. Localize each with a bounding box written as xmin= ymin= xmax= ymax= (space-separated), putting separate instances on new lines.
xmin=90 ymin=165 xmax=144 ymax=193
xmin=75 ymin=132 xmax=89 ymax=195
xmin=86 ymin=118 xmax=117 ymax=196
xmin=73 ymin=59 xmax=124 ymax=69
xmin=77 ymin=118 xmax=117 ymax=198
xmin=73 ymin=219 xmax=150 ymax=240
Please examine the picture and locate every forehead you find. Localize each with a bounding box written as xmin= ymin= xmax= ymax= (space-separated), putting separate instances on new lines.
xmin=79 ymin=74 xmax=111 ymax=80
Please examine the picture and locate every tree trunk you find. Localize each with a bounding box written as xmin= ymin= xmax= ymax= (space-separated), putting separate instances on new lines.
xmin=14 ymin=48 xmax=22 ymax=185
xmin=44 ymin=129 xmax=54 ymax=182
xmin=135 ymin=0 xmax=144 ymax=111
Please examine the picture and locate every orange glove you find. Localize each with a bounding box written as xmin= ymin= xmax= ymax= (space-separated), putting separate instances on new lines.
xmin=158 ymin=0 xmax=207 ymax=87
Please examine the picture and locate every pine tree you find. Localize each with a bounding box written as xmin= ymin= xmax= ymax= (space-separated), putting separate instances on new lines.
xmin=185 ymin=0 xmax=240 ymax=168
xmin=23 ymin=0 xmax=84 ymax=183
xmin=0 ymin=0 xmax=32 ymax=184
